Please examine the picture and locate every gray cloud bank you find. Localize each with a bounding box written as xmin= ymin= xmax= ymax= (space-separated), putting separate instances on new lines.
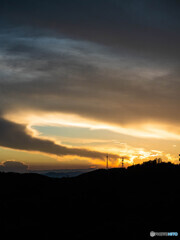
xmin=0 ymin=34 xmax=179 ymax=127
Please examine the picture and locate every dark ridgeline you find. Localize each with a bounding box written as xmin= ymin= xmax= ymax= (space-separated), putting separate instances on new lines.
xmin=0 ymin=161 xmax=179 ymax=239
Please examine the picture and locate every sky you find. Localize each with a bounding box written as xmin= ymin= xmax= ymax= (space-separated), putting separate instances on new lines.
xmin=0 ymin=0 xmax=180 ymax=171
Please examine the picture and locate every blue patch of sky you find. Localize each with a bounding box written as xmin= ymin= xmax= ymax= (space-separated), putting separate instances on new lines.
xmin=33 ymin=125 xmax=126 ymax=141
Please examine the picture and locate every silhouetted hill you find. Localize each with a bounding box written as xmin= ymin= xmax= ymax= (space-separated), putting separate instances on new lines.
xmin=0 ymin=162 xmax=179 ymax=239
xmin=37 ymin=168 xmax=93 ymax=178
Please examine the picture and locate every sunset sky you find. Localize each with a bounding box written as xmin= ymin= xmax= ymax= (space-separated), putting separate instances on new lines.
xmin=0 ymin=0 xmax=180 ymax=171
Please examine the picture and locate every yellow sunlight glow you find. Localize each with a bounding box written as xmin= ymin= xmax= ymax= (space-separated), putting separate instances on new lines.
xmin=4 ymin=111 xmax=180 ymax=140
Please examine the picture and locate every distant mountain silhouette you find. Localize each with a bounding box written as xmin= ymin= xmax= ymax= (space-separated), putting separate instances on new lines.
xmin=0 ymin=161 xmax=179 ymax=239
xmin=36 ymin=169 xmax=94 ymax=178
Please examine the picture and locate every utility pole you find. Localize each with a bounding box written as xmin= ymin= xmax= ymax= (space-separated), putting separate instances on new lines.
xmin=106 ymin=154 xmax=109 ymax=169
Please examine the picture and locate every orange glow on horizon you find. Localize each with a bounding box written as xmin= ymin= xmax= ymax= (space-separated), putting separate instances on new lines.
xmin=0 ymin=111 xmax=179 ymax=170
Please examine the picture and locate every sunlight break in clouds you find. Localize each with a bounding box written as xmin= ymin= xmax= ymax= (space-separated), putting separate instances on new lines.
xmin=5 ymin=111 xmax=180 ymax=141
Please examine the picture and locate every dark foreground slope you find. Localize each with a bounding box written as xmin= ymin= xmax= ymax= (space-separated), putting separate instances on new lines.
xmin=0 ymin=163 xmax=180 ymax=239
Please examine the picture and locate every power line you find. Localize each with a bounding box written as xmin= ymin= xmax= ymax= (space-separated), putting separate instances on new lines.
xmin=121 ymin=157 xmax=124 ymax=168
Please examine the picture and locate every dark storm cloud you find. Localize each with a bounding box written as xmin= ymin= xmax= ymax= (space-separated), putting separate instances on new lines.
xmin=1 ymin=0 xmax=180 ymax=61
xmin=0 ymin=118 xmax=119 ymax=160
